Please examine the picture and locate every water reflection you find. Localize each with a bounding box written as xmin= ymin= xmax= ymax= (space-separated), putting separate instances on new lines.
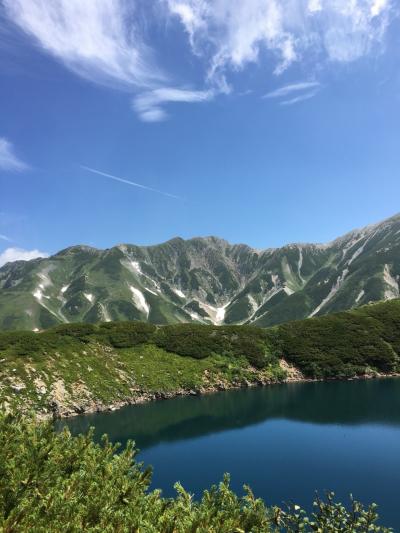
xmin=58 ymin=378 xmax=400 ymax=451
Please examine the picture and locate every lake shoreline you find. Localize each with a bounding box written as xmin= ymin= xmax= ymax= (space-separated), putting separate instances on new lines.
xmin=51 ymin=365 xmax=400 ymax=421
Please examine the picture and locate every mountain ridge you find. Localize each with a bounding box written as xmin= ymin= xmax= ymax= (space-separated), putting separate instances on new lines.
xmin=1 ymin=212 xmax=399 ymax=330
xmin=55 ymin=212 xmax=400 ymax=253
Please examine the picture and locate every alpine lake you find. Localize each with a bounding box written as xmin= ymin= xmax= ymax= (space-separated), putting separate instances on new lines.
xmin=57 ymin=378 xmax=400 ymax=529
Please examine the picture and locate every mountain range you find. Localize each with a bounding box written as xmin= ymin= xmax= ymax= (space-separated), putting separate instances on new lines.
xmin=0 ymin=213 xmax=399 ymax=331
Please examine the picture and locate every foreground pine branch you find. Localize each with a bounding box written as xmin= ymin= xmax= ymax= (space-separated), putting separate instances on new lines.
xmin=0 ymin=414 xmax=391 ymax=532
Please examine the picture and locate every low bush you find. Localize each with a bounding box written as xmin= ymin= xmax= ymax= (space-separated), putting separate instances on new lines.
xmin=153 ymin=323 xmax=272 ymax=368
xmin=275 ymin=301 xmax=400 ymax=378
xmin=0 ymin=414 xmax=391 ymax=532
xmin=0 ymin=299 xmax=399 ymax=376
xmin=100 ymin=321 xmax=156 ymax=348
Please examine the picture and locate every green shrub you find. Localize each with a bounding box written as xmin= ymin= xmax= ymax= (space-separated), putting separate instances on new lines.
xmin=99 ymin=321 xmax=156 ymax=348
xmin=154 ymin=324 xmax=223 ymax=359
xmin=274 ymin=301 xmax=400 ymax=378
xmin=153 ymin=323 xmax=273 ymax=368
xmin=0 ymin=415 xmax=391 ymax=532
xmin=52 ymin=322 xmax=97 ymax=342
xmin=0 ymin=299 xmax=399 ymax=376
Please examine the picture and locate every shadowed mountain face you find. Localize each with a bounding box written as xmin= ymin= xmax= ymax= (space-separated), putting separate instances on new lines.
xmin=1 ymin=214 xmax=400 ymax=330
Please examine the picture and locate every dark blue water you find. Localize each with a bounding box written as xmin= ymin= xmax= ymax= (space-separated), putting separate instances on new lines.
xmin=59 ymin=379 xmax=400 ymax=529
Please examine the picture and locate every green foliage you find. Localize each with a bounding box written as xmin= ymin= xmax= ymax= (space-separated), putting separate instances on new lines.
xmin=0 ymin=414 xmax=391 ymax=532
xmin=52 ymin=322 xmax=97 ymax=341
xmin=274 ymin=300 xmax=400 ymax=378
xmin=155 ymin=323 xmax=271 ymax=369
xmin=0 ymin=320 xmax=275 ymax=369
xmin=1 ymin=300 xmax=400 ymax=378
xmin=100 ymin=321 xmax=156 ymax=348
xmin=274 ymin=492 xmax=391 ymax=532
xmin=0 ymin=330 xmax=75 ymax=357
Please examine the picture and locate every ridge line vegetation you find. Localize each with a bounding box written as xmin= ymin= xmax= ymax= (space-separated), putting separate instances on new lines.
xmin=0 ymin=300 xmax=399 ymax=418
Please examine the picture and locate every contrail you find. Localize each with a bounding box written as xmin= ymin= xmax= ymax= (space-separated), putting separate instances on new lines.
xmin=80 ymin=165 xmax=181 ymax=200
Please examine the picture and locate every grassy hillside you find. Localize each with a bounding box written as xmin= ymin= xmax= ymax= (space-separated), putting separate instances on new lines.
xmin=0 ymin=321 xmax=285 ymax=418
xmin=0 ymin=414 xmax=391 ymax=532
xmin=0 ymin=299 xmax=399 ymax=418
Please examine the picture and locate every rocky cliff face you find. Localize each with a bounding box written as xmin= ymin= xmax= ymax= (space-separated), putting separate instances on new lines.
xmin=0 ymin=213 xmax=399 ymax=330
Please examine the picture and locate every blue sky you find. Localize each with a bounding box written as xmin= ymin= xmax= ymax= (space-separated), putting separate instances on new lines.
xmin=1 ymin=0 xmax=400 ymax=265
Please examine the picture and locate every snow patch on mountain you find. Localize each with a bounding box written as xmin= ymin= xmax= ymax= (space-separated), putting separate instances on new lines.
xmin=130 ymin=286 xmax=150 ymax=316
xmin=264 ymin=286 xmax=283 ymax=305
xmin=122 ymin=258 xmax=161 ymax=291
xmin=33 ymin=269 xmax=54 ymax=301
xmin=131 ymin=261 xmax=142 ymax=274
xmin=271 ymin=273 xmax=279 ymax=287
xmin=61 ymin=285 xmax=69 ymax=294
xmin=197 ymin=301 xmax=230 ymax=325
xmin=341 ymin=234 xmax=365 ymax=261
xmin=383 ymin=264 xmax=399 ymax=299
xmin=33 ymin=288 xmax=44 ymax=301
xmin=309 ymin=269 xmax=349 ymax=317
xmin=84 ymin=293 xmax=94 ymax=303
xmin=347 ymin=244 xmax=366 ymax=266
xmin=145 ymin=288 xmax=158 ymax=296
xmin=355 ymin=289 xmax=365 ymax=303
xmin=33 ymin=286 xmax=67 ymax=323
xmin=247 ymin=286 xmax=284 ymax=323
xmin=173 ymin=288 xmax=185 ymax=299
xmin=284 ymin=286 xmax=294 ymax=296
xmin=298 ymin=247 xmax=304 ymax=283
xmin=188 ymin=310 xmax=202 ymax=321
xmin=215 ymin=306 xmax=227 ymax=323
xmin=247 ymin=294 xmax=258 ymax=314
xmin=347 ymin=230 xmax=378 ymax=266
xmin=37 ymin=270 xmax=52 ymax=289
xmin=100 ymin=303 xmax=111 ymax=322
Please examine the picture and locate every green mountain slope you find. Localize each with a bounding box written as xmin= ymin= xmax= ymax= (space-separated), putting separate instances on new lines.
xmin=1 ymin=299 xmax=399 ymax=418
xmin=1 ymin=214 xmax=399 ymax=330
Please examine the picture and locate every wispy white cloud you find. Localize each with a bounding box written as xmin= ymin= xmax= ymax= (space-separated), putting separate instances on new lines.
xmin=0 ymin=247 xmax=48 ymax=267
xmin=280 ymin=90 xmax=320 ymax=106
xmin=133 ymin=87 xmax=213 ymax=121
xmin=263 ymin=81 xmax=321 ymax=99
xmin=81 ymin=165 xmax=181 ymax=200
xmin=0 ymin=234 xmax=12 ymax=242
xmin=0 ymin=138 xmax=28 ymax=172
xmin=166 ymin=0 xmax=395 ymax=84
xmin=3 ymin=0 xmax=164 ymax=90
xmin=2 ymin=0 xmax=211 ymax=120
xmin=263 ymin=80 xmax=321 ymax=105
xmin=371 ymin=0 xmax=389 ymax=17
xmin=3 ymin=0 xmax=397 ymax=118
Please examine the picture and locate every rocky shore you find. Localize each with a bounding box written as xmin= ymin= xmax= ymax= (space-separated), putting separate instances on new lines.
xmin=46 ymin=361 xmax=398 ymax=420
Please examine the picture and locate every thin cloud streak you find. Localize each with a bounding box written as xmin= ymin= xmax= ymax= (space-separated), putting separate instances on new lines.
xmin=263 ymin=81 xmax=320 ymax=99
xmin=280 ymin=90 xmax=320 ymax=106
xmin=81 ymin=166 xmax=182 ymax=200
xmin=0 ymin=234 xmax=12 ymax=242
